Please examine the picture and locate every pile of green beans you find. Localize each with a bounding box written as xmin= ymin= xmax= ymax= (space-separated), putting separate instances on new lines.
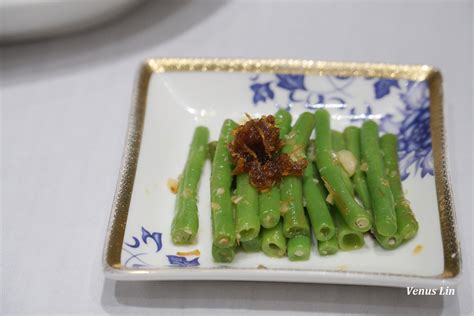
xmin=171 ymin=109 xmax=418 ymax=263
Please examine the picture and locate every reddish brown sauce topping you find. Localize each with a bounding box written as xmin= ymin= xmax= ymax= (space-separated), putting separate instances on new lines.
xmin=228 ymin=115 xmax=307 ymax=191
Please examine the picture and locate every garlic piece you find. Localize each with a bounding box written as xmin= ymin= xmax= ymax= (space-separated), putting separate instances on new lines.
xmin=326 ymin=193 xmax=334 ymax=205
xmin=336 ymin=150 xmax=357 ymax=177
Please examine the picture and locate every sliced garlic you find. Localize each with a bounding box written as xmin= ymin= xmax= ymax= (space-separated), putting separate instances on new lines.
xmin=336 ymin=150 xmax=357 ymax=177
xmin=231 ymin=195 xmax=243 ymax=204
xmin=307 ymin=142 xmax=316 ymax=162
xmin=280 ymin=200 xmax=289 ymax=215
xmin=326 ymin=193 xmax=334 ymax=205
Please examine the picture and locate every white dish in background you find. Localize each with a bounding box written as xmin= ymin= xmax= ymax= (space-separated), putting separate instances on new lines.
xmin=103 ymin=59 xmax=461 ymax=288
xmin=0 ymin=0 xmax=144 ymax=42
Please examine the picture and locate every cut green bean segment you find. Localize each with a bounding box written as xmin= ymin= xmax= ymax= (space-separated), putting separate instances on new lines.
xmin=331 ymin=130 xmax=345 ymax=152
xmin=281 ymin=112 xmax=315 ymax=159
xmin=360 ymin=120 xmax=397 ymax=237
xmin=240 ymin=235 xmax=262 ymax=252
xmin=343 ymin=126 xmax=372 ymax=209
xmin=303 ymin=156 xmax=336 ymax=241
xmin=259 ymin=187 xmax=281 ymax=228
xmin=331 ymin=130 xmax=354 ymax=194
xmin=314 ymin=109 xmax=372 ymax=232
xmin=212 ymin=244 xmax=235 ymax=263
xmin=288 ymin=235 xmax=311 ymax=261
xmin=261 ymin=222 xmax=287 ymax=257
xmin=258 ymin=109 xmax=293 ymax=229
xmin=312 ymin=160 xmax=327 ymax=194
xmin=307 ymin=140 xmax=316 ymax=162
xmin=275 ymin=109 xmax=292 ymax=138
xmin=380 ymin=134 xmax=419 ymax=240
xmin=317 ymin=234 xmax=339 ymax=256
xmin=373 ymin=231 xmax=403 ymax=250
xmin=310 ymin=160 xmax=339 ymax=254
xmin=211 ymin=119 xmax=238 ymax=248
xmin=281 ymin=176 xmax=310 ymax=237
xmin=281 ymin=112 xmax=315 ymax=238
xmin=334 ymin=209 xmax=365 ymax=250
xmin=235 ymin=173 xmax=260 ymax=242
xmin=171 ymin=126 xmax=210 ymax=245
xmin=208 ymin=141 xmax=217 ymax=162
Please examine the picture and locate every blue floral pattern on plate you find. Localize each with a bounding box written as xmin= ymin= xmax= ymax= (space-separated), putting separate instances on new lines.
xmin=249 ymin=74 xmax=433 ymax=180
xmin=372 ymin=78 xmax=400 ymax=99
xmin=250 ymin=82 xmax=274 ymax=104
xmin=123 ymin=227 xmax=162 ymax=268
xmin=380 ymin=81 xmax=433 ymax=180
xmin=123 ymin=226 xmax=201 ymax=268
xmin=250 ymin=74 xmax=353 ymax=110
xmin=166 ymin=255 xmax=200 ymax=267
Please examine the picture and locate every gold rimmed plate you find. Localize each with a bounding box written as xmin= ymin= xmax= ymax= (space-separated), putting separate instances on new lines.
xmin=103 ymin=58 xmax=460 ymax=287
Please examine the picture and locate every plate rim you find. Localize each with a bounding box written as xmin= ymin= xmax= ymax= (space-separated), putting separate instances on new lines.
xmin=102 ymin=58 xmax=462 ymax=287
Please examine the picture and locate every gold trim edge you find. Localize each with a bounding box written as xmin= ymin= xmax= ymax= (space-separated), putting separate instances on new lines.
xmin=102 ymin=58 xmax=461 ymax=281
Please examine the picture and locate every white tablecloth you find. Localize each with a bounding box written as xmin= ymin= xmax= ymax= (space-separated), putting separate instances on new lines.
xmin=2 ymin=1 xmax=472 ymax=315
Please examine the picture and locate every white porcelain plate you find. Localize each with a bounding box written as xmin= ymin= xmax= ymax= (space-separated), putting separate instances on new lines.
xmin=103 ymin=59 xmax=460 ymax=287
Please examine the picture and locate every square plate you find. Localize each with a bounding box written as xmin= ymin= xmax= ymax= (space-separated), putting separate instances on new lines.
xmin=103 ymin=58 xmax=461 ymax=287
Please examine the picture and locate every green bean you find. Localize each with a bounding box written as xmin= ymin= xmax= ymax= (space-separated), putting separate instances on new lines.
xmin=333 ymin=208 xmax=365 ymax=250
xmin=281 ymin=112 xmax=315 ymax=238
xmin=331 ymin=130 xmax=346 ymax=152
xmin=307 ymin=139 xmax=317 ymax=162
xmin=312 ymin=159 xmax=327 ymax=194
xmin=281 ymin=112 xmax=315 ymax=159
xmin=310 ymin=159 xmax=339 ymax=255
xmin=360 ymin=120 xmax=397 ymax=237
xmin=364 ymin=198 xmax=402 ymax=250
xmin=373 ymin=231 xmax=403 ymax=250
xmin=281 ymin=177 xmax=310 ymax=237
xmin=303 ymin=156 xmax=336 ymax=241
xmin=171 ymin=126 xmax=210 ymax=245
xmin=314 ymin=109 xmax=372 ymax=232
xmin=317 ymin=233 xmax=339 ymax=256
xmin=258 ymin=109 xmax=293 ymax=228
xmin=235 ymin=173 xmax=260 ymax=242
xmin=259 ymin=188 xmax=281 ymax=228
xmin=380 ymin=133 xmax=419 ymax=240
xmin=343 ymin=126 xmax=371 ymax=209
xmin=211 ymin=119 xmax=238 ymax=248
xmin=208 ymin=140 xmax=217 ymax=162
xmin=240 ymin=235 xmax=262 ymax=252
xmin=261 ymin=222 xmax=287 ymax=257
xmin=212 ymin=244 xmax=235 ymax=263
xmin=288 ymin=235 xmax=311 ymax=261
xmin=275 ymin=109 xmax=292 ymax=138
xmin=363 ymin=190 xmax=402 ymax=250
xmin=331 ymin=130 xmax=355 ymax=194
